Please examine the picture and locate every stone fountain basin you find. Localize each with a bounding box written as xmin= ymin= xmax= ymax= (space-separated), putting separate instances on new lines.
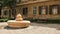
xmin=7 ymin=20 xmax=30 ymax=28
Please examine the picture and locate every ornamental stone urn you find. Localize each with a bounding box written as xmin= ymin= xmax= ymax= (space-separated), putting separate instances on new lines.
xmin=7 ymin=14 xmax=30 ymax=28
xmin=15 ymin=14 xmax=23 ymax=21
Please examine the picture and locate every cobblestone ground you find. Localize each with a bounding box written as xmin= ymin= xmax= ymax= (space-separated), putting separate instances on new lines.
xmin=0 ymin=22 xmax=60 ymax=34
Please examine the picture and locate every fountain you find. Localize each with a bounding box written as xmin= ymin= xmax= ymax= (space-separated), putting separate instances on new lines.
xmin=7 ymin=14 xmax=30 ymax=28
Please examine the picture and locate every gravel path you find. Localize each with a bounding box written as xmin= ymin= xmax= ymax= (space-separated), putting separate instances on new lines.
xmin=0 ymin=22 xmax=60 ymax=34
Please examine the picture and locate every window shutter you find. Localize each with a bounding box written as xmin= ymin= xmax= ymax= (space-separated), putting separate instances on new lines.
xmin=9 ymin=10 xmax=11 ymax=17
xmin=39 ymin=6 xmax=42 ymax=15
xmin=49 ymin=6 xmax=52 ymax=15
xmin=46 ymin=6 xmax=48 ymax=14
xmin=33 ymin=6 xmax=36 ymax=15
xmin=23 ymin=7 xmax=28 ymax=15
xmin=58 ymin=5 xmax=60 ymax=14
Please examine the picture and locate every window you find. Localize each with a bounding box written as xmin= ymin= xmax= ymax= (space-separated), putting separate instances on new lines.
xmin=39 ymin=6 xmax=48 ymax=15
xmin=16 ymin=0 xmax=21 ymax=4
xmin=58 ymin=5 xmax=60 ymax=14
xmin=9 ymin=10 xmax=11 ymax=17
xmin=49 ymin=6 xmax=52 ymax=15
xmin=4 ymin=11 xmax=8 ymax=15
xmin=38 ymin=0 xmax=48 ymax=1
xmin=49 ymin=5 xmax=59 ymax=15
xmin=23 ymin=7 xmax=28 ymax=15
xmin=21 ymin=0 xmax=28 ymax=2
xmin=33 ymin=6 xmax=37 ymax=15
xmin=41 ymin=7 xmax=46 ymax=14
xmin=12 ymin=9 xmax=16 ymax=17
xmin=3 ymin=10 xmax=9 ymax=17
xmin=33 ymin=0 xmax=36 ymax=1
xmin=39 ymin=6 xmax=42 ymax=14
xmin=52 ymin=7 xmax=58 ymax=14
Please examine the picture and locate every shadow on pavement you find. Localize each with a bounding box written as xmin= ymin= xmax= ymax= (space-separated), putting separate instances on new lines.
xmin=4 ymin=26 xmax=27 ymax=30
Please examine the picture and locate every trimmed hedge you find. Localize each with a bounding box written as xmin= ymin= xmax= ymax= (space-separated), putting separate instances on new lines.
xmin=0 ymin=19 xmax=8 ymax=22
xmin=46 ymin=19 xmax=60 ymax=23
xmin=0 ymin=17 xmax=15 ymax=22
xmin=24 ymin=18 xmax=60 ymax=24
xmin=23 ymin=18 xmax=38 ymax=22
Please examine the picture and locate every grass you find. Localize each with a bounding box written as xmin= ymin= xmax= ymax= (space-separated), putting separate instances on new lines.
xmin=0 ymin=19 xmax=8 ymax=22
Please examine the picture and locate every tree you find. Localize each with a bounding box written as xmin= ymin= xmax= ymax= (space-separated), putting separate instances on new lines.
xmin=0 ymin=0 xmax=16 ymax=18
xmin=0 ymin=0 xmax=16 ymax=7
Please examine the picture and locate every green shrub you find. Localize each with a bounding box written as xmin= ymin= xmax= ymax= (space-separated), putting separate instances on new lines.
xmin=0 ymin=19 xmax=8 ymax=22
xmin=0 ymin=17 xmax=15 ymax=22
xmin=23 ymin=18 xmax=60 ymax=24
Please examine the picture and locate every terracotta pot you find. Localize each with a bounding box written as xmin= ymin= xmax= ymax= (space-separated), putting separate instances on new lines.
xmin=15 ymin=14 xmax=23 ymax=21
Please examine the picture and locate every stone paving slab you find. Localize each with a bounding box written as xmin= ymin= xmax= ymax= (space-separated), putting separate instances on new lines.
xmin=0 ymin=23 xmax=60 ymax=34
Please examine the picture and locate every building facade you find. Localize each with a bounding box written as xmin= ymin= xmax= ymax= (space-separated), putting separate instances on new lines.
xmin=16 ymin=0 xmax=60 ymax=19
xmin=0 ymin=0 xmax=60 ymax=19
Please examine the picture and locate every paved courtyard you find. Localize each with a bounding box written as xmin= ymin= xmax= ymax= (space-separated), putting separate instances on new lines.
xmin=0 ymin=22 xmax=60 ymax=34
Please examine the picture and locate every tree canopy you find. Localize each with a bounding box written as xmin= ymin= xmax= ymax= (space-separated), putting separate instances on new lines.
xmin=0 ymin=0 xmax=16 ymax=7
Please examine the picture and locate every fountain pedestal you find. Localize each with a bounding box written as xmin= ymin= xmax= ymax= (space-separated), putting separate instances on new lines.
xmin=7 ymin=14 xmax=30 ymax=28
